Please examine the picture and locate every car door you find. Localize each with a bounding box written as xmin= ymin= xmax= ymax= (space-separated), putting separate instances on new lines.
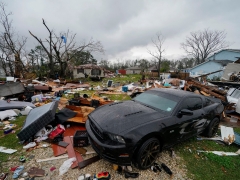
xmin=174 ymin=97 xmax=207 ymax=141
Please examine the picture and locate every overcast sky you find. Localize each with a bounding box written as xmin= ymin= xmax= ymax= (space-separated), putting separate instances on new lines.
xmin=2 ymin=0 xmax=240 ymax=63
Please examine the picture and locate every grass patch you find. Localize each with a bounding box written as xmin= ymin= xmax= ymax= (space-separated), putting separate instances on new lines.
xmin=175 ymin=128 xmax=240 ymax=180
xmin=0 ymin=115 xmax=27 ymax=163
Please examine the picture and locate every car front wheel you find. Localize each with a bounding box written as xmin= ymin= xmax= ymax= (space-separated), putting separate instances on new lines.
xmin=203 ymin=117 xmax=220 ymax=137
xmin=135 ymin=138 xmax=160 ymax=169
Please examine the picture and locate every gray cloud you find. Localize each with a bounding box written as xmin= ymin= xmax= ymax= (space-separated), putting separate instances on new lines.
xmin=2 ymin=0 xmax=240 ymax=62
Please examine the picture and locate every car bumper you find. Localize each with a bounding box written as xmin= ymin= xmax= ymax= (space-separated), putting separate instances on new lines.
xmin=86 ymin=120 xmax=133 ymax=166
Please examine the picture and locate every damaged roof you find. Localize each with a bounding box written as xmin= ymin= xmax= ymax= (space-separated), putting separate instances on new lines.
xmin=74 ymin=64 xmax=103 ymax=70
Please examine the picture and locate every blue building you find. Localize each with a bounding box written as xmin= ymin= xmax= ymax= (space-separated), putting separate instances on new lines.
xmin=208 ymin=49 xmax=240 ymax=61
xmin=190 ymin=49 xmax=240 ymax=80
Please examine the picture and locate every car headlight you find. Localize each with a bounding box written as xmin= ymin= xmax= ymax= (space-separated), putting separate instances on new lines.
xmin=108 ymin=133 xmax=125 ymax=144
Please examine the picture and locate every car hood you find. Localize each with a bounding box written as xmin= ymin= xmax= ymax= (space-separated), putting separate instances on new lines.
xmin=89 ymin=100 xmax=167 ymax=134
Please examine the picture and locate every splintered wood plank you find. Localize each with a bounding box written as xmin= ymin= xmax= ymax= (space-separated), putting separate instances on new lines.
xmin=52 ymin=144 xmax=66 ymax=157
xmin=36 ymin=154 xmax=68 ymax=162
xmin=51 ymin=124 xmax=86 ymax=157
xmin=64 ymin=136 xmax=83 ymax=168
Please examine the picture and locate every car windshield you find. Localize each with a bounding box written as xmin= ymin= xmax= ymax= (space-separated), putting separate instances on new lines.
xmin=133 ymin=92 xmax=178 ymax=112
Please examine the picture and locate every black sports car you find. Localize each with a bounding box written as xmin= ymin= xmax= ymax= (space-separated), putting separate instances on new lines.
xmin=86 ymin=88 xmax=224 ymax=169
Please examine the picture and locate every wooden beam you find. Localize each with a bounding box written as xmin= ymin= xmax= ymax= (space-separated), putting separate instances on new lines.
xmin=186 ymin=79 xmax=227 ymax=102
xmin=36 ymin=155 xmax=68 ymax=162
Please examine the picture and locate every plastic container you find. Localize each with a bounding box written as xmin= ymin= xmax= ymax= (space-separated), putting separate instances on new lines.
xmin=73 ymin=130 xmax=89 ymax=147
xmin=122 ymin=86 xmax=128 ymax=92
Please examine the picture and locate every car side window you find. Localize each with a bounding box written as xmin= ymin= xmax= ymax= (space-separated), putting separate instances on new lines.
xmin=182 ymin=98 xmax=202 ymax=111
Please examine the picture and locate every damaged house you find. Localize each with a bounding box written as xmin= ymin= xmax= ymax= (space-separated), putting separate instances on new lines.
xmin=222 ymin=58 xmax=240 ymax=81
xmin=73 ymin=64 xmax=105 ymax=80
xmin=125 ymin=66 xmax=142 ymax=74
xmin=190 ymin=49 xmax=240 ymax=80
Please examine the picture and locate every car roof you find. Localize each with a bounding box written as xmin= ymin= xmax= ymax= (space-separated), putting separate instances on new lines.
xmin=148 ymin=88 xmax=203 ymax=99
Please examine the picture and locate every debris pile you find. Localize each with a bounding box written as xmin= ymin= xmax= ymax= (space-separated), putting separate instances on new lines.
xmin=0 ymin=74 xmax=240 ymax=179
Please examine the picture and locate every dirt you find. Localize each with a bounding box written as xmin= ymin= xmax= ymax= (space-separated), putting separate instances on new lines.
xmin=2 ymin=144 xmax=191 ymax=180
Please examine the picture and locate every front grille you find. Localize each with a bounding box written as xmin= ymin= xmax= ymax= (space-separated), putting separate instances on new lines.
xmin=90 ymin=120 xmax=104 ymax=140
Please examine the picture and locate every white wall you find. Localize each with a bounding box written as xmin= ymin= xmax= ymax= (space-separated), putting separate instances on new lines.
xmin=126 ymin=69 xmax=141 ymax=74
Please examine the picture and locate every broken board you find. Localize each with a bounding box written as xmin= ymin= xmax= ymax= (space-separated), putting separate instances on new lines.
xmin=64 ymin=136 xmax=83 ymax=168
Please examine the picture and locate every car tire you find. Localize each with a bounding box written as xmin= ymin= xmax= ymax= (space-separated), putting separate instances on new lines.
xmin=203 ymin=117 xmax=219 ymax=137
xmin=135 ymin=138 xmax=160 ymax=170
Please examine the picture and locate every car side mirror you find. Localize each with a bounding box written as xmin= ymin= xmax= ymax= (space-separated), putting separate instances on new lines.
xmin=178 ymin=109 xmax=193 ymax=116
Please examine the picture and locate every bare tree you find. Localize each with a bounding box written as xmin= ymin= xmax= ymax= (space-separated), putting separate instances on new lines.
xmin=148 ymin=32 xmax=165 ymax=77
xmin=0 ymin=3 xmax=27 ymax=77
xmin=29 ymin=19 xmax=104 ymax=77
xmin=181 ymin=29 xmax=229 ymax=65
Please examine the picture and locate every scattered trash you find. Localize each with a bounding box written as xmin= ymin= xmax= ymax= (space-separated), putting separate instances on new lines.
xmin=12 ymin=165 xmax=24 ymax=179
xmin=19 ymin=156 xmax=26 ymax=162
xmin=28 ymin=167 xmax=45 ymax=178
xmin=22 ymin=172 xmax=28 ymax=177
xmin=1 ymin=73 xmax=240 ymax=180
xmin=50 ymin=166 xmax=56 ymax=171
xmin=3 ymin=128 xmax=14 ymax=135
xmin=235 ymin=149 xmax=240 ymax=154
xmin=23 ymin=142 xmax=36 ymax=149
xmin=78 ymin=174 xmax=91 ymax=180
xmin=124 ymin=171 xmax=139 ymax=179
xmin=95 ymin=171 xmax=111 ymax=180
xmin=112 ymin=164 xmax=118 ymax=171
xmin=59 ymin=157 xmax=76 ymax=176
xmin=197 ymin=150 xmax=239 ymax=156
xmin=41 ymin=144 xmax=50 ymax=148
xmin=126 ymin=165 xmax=133 ymax=172
xmin=0 ymin=109 xmax=18 ymax=120
xmin=48 ymin=124 xmax=65 ymax=140
xmin=0 ymin=173 xmax=8 ymax=180
xmin=20 ymin=106 xmax=33 ymax=115
xmin=161 ymin=163 xmax=173 ymax=176
xmin=0 ymin=146 xmax=17 ymax=154
xmin=150 ymin=165 xmax=158 ymax=173
xmin=36 ymin=154 xmax=68 ymax=163
xmin=170 ymin=148 xmax=176 ymax=158
xmin=220 ymin=125 xmax=235 ymax=145
xmin=10 ymin=166 xmax=19 ymax=172
xmin=153 ymin=163 xmax=162 ymax=172
xmin=8 ymin=117 xmax=16 ymax=121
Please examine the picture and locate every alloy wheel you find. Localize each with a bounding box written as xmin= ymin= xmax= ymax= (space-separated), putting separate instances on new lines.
xmin=139 ymin=139 xmax=160 ymax=169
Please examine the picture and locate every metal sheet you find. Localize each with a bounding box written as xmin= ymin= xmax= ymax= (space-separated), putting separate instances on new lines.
xmin=0 ymin=82 xmax=25 ymax=97
xmin=0 ymin=100 xmax=35 ymax=110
